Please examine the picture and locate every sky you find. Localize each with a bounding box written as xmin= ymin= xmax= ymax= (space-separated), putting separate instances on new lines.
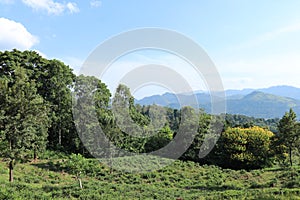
xmin=1 ymin=0 xmax=300 ymax=98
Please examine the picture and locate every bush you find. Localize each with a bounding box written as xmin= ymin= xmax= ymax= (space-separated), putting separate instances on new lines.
xmin=211 ymin=126 xmax=274 ymax=170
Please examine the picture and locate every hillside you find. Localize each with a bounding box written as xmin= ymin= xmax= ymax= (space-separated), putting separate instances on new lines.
xmin=225 ymin=91 xmax=300 ymax=118
xmin=136 ymin=86 xmax=300 ymax=119
xmin=1 ymin=156 xmax=300 ymax=199
xmin=135 ymin=92 xmax=212 ymax=109
xmin=225 ymin=85 xmax=300 ymax=100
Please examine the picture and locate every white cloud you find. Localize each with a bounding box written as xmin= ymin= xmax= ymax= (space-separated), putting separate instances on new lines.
xmin=271 ymin=23 xmax=300 ymax=35
xmin=21 ymin=0 xmax=79 ymax=15
xmin=218 ymin=21 xmax=300 ymax=90
xmin=66 ymin=2 xmax=79 ymax=13
xmin=231 ymin=22 xmax=300 ymax=51
xmin=0 ymin=17 xmax=39 ymax=51
xmin=90 ymin=0 xmax=101 ymax=8
xmin=217 ymin=52 xmax=300 ymax=90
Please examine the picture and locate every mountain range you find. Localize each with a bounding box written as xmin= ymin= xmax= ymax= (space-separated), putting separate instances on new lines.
xmin=135 ymin=85 xmax=300 ymax=119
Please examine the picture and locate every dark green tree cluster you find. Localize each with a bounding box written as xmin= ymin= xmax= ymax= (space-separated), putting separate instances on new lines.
xmin=0 ymin=51 xmax=50 ymax=181
xmin=0 ymin=50 xmax=76 ymax=182
xmin=223 ymin=113 xmax=279 ymax=132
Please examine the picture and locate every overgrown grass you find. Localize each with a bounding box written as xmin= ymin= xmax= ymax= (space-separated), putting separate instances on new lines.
xmin=0 ymin=155 xmax=300 ymax=199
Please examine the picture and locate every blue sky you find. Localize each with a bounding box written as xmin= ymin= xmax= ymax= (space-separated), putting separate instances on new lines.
xmin=1 ymin=0 xmax=300 ymax=98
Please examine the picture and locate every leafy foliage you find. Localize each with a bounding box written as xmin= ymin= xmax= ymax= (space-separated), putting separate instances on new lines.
xmin=0 ymin=66 xmax=50 ymax=181
xmin=0 ymin=49 xmax=76 ymax=153
xmin=210 ymin=126 xmax=274 ymax=169
xmin=72 ymin=75 xmax=112 ymax=157
xmin=276 ymin=109 xmax=300 ymax=166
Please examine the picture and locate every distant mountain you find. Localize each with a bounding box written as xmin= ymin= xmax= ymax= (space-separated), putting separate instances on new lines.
xmin=225 ymin=88 xmax=255 ymax=96
xmin=135 ymin=86 xmax=300 ymax=119
xmin=225 ymin=85 xmax=300 ymax=100
xmin=135 ymin=92 xmax=213 ymax=109
xmin=224 ymin=91 xmax=300 ymax=119
xmin=259 ymin=85 xmax=300 ymax=100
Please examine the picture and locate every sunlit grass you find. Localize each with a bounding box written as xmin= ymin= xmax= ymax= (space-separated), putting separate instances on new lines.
xmin=0 ymin=155 xmax=300 ymax=199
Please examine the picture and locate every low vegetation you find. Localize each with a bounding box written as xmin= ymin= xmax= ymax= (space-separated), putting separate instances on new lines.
xmin=1 ymin=154 xmax=300 ymax=199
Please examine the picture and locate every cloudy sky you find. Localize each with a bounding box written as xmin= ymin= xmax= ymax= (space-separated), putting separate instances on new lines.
xmin=1 ymin=1 xmax=300 ymax=97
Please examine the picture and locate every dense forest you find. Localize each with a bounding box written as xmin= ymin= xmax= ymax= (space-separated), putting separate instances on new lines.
xmin=1 ymin=50 xmax=300 ymax=199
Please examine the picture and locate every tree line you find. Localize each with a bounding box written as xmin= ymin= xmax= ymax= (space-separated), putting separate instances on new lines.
xmin=0 ymin=50 xmax=300 ymax=182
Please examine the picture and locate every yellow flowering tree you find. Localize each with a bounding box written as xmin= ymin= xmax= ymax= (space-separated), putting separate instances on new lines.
xmin=213 ymin=126 xmax=274 ymax=169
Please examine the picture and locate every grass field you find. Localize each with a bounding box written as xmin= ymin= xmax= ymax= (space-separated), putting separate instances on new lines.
xmin=1 ymin=154 xmax=300 ymax=199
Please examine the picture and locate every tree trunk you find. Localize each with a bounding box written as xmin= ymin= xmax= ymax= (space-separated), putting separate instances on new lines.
xmin=9 ymin=160 xmax=14 ymax=182
xmin=109 ymin=142 xmax=113 ymax=174
xmin=58 ymin=128 xmax=62 ymax=146
xmin=289 ymin=147 xmax=293 ymax=167
xmin=33 ymin=147 xmax=37 ymax=161
xmin=78 ymin=177 xmax=83 ymax=189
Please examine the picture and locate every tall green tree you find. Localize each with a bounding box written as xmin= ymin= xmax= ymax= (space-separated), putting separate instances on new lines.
xmin=0 ymin=50 xmax=76 ymax=152
xmin=111 ymin=84 xmax=150 ymax=153
xmin=40 ymin=59 xmax=75 ymax=150
xmin=113 ymin=84 xmax=149 ymax=129
xmin=277 ymin=108 xmax=299 ymax=166
xmin=73 ymin=75 xmax=112 ymax=157
xmin=0 ymin=67 xmax=49 ymax=182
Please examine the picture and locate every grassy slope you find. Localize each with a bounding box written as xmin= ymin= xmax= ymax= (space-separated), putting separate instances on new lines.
xmin=0 ymin=157 xmax=300 ymax=200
